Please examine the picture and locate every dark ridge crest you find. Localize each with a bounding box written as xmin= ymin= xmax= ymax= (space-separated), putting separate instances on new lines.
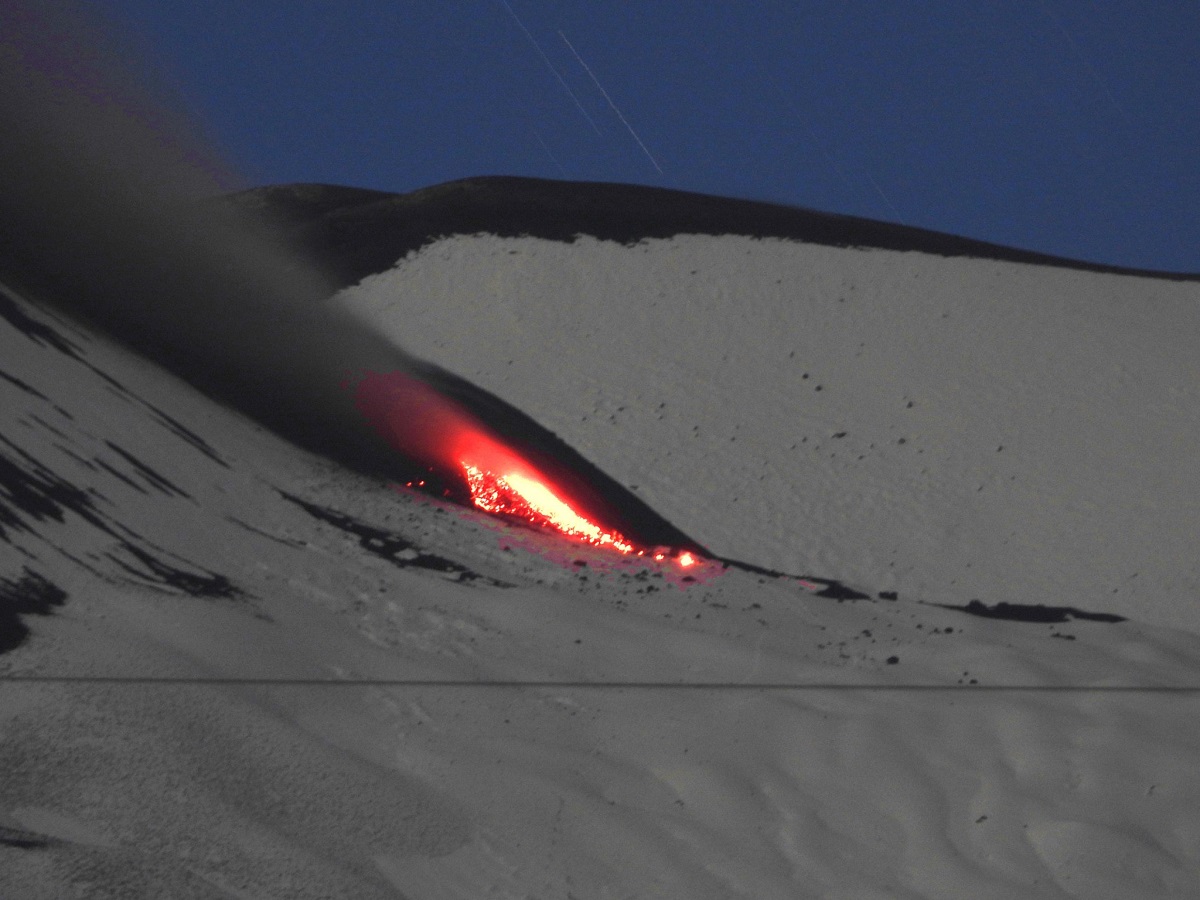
xmin=226 ymin=176 xmax=1200 ymax=287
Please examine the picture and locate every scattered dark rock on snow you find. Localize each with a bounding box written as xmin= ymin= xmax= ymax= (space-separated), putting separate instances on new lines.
xmin=0 ymin=567 xmax=67 ymax=655
xmin=280 ymin=492 xmax=510 ymax=587
xmin=938 ymin=599 xmax=1127 ymax=624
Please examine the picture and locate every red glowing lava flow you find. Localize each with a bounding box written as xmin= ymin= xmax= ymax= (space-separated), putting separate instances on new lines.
xmin=352 ymin=370 xmax=668 ymax=558
xmin=461 ymin=462 xmax=635 ymax=553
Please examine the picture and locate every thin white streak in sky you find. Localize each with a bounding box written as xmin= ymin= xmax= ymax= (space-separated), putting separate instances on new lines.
xmin=558 ymin=30 xmax=664 ymax=174
xmin=497 ymin=0 xmax=602 ymax=135
xmin=864 ymin=172 xmax=902 ymax=221
xmin=778 ymin=87 xmax=902 ymax=223
xmin=1037 ymin=0 xmax=1134 ymax=130
xmin=533 ymin=128 xmax=568 ymax=176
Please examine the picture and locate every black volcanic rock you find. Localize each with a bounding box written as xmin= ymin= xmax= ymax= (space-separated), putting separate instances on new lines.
xmin=0 ymin=568 xmax=66 ymax=654
xmin=938 ymin=599 xmax=1127 ymax=624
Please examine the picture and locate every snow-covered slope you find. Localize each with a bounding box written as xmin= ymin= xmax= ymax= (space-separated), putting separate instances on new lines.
xmin=3 ymin=178 xmax=1200 ymax=898
xmin=340 ymin=228 xmax=1200 ymax=633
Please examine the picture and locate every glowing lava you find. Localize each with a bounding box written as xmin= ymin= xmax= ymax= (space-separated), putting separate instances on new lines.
xmin=352 ymin=370 xmax=694 ymax=560
xmin=462 ymin=462 xmax=635 ymax=553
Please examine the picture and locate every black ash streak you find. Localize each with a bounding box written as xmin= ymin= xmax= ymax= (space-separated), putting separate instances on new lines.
xmin=0 ymin=435 xmax=241 ymax=609
xmin=933 ymin=599 xmax=1127 ymax=624
xmin=2 ymin=282 xmax=234 ymax=478
xmin=279 ymin=492 xmax=511 ymax=587
xmin=0 ymin=825 xmax=58 ymax=851
xmin=105 ymin=542 xmax=238 ymax=599
xmin=144 ymin=403 xmax=231 ymax=470
xmin=91 ymin=456 xmax=150 ymax=495
xmin=102 ymin=441 xmax=191 ymax=499
xmin=0 ymin=366 xmax=49 ymax=400
xmin=1 ymin=286 xmax=244 ymax=602
xmin=0 ymin=435 xmax=93 ymax=541
xmin=225 ymin=515 xmax=306 ymax=548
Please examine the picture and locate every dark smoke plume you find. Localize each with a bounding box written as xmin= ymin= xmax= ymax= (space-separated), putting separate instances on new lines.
xmin=0 ymin=3 xmax=706 ymax=550
xmin=0 ymin=1 xmax=418 ymax=476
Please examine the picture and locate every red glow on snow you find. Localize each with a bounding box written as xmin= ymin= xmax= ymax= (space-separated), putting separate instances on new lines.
xmin=352 ymin=370 xmax=699 ymax=563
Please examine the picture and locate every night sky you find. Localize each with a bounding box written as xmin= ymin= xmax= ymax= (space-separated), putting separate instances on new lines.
xmin=91 ymin=2 xmax=1200 ymax=272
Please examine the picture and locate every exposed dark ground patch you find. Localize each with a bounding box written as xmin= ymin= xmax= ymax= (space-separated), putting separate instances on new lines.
xmin=718 ymin=555 xmax=871 ymax=600
xmin=226 ymin=177 xmax=1200 ymax=287
xmin=0 ymin=567 xmax=67 ymax=654
xmin=936 ymin=599 xmax=1127 ymax=624
xmin=1 ymin=287 xmax=245 ymax=600
xmin=0 ymin=434 xmax=239 ymax=600
xmin=93 ymin=510 xmax=242 ymax=600
xmin=280 ymin=492 xmax=510 ymax=587
xmin=803 ymin=579 xmax=873 ymax=601
xmin=0 ymin=435 xmax=93 ymax=542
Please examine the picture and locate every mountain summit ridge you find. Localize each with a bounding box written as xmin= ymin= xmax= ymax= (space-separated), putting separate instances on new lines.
xmin=226 ymin=176 xmax=1200 ymax=288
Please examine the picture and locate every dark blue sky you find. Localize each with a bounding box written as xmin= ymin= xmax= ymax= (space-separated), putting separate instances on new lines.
xmin=96 ymin=1 xmax=1198 ymax=272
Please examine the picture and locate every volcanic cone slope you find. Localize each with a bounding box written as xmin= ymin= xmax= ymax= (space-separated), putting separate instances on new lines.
xmin=2 ymin=178 xmax=1200 ymax=898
